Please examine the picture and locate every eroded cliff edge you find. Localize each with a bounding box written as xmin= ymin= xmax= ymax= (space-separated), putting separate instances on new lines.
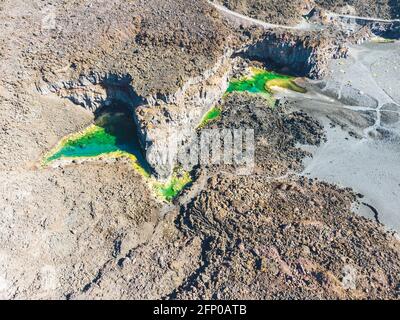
xmin=1 ymin=0 xmax=400 ymax=300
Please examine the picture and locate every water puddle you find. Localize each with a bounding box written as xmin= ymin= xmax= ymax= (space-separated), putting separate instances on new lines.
xmin=226 ymin=67 xmax=306 ymax=104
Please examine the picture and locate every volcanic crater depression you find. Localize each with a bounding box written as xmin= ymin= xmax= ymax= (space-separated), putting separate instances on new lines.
xmin=2 ymin=0 xmax=400 ymax=301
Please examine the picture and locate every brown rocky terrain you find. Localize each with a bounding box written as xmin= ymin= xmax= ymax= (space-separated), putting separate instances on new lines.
xmin=0 ymin=0 xmax=236 ymax=178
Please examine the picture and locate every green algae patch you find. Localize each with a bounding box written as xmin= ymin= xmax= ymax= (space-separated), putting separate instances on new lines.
xmin=198 ymin=106 xmax=222 ymax=128
xmin=226 ymin=67 xmax=306 ymax=104
xmin=43 ymin=112 xmax=150 ymax=177
xmin=154 ymin=170 xmax=192 ymax=202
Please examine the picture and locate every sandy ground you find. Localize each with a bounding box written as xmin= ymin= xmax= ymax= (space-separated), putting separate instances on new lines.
xmin=282 ymin=41 xmax=400 ymax=232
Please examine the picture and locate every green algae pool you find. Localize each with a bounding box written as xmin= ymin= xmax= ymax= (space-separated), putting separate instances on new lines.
xmin=43 ymin=111 xmax=150 ymax=176
xmin=43 ymin=67 xmax=305 ymax=202
xmin=226 ymin=67 xmax=306 ymax=104
xmin=43 ymin=111 xmax=192 ymax=201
